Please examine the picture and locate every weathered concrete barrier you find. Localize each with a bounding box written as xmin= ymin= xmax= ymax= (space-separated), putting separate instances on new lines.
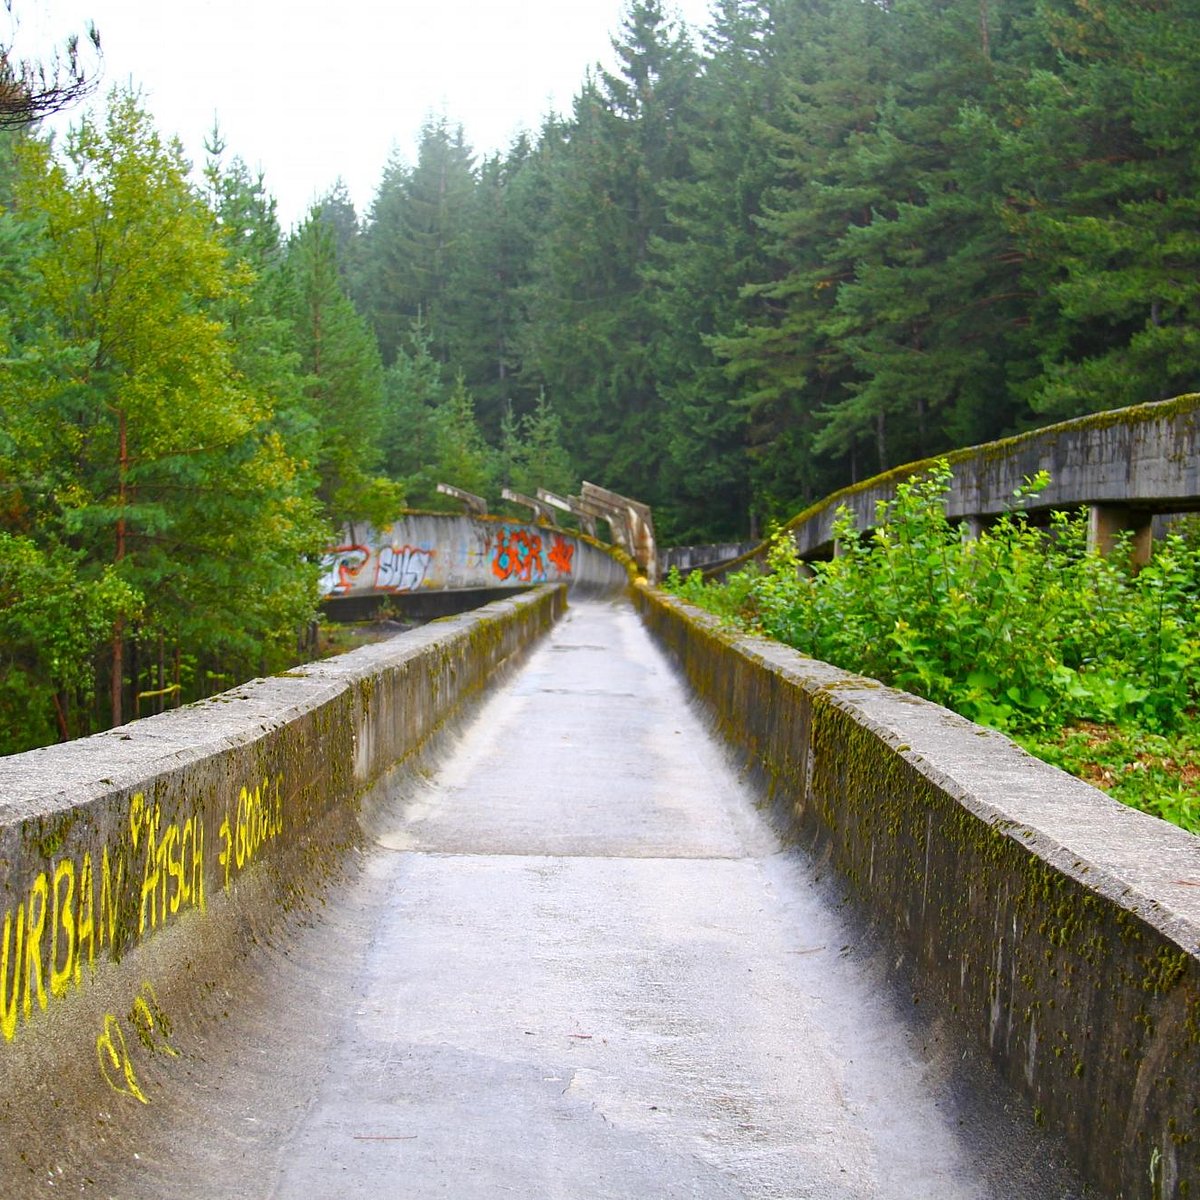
xmin=634 ymin=583 xmax=1200 ymax=1200
xmin=0 ymin=587 xmax=565 ymax=1142
xmin=659 ymin=541 xmax=758 ymax=577
xmin=320 ymin=512 xmax=632 ymax=600
xmin=715 ymin=393 xmax=1200 ymax=572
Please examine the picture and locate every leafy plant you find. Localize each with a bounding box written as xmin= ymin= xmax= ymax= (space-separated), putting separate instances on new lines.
xmin=668 ymin=461 xmax=1200 ymax=830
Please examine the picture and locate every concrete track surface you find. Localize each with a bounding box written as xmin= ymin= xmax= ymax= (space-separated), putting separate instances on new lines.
xmin=46 ymin=599 xmax=1094 ymax=1198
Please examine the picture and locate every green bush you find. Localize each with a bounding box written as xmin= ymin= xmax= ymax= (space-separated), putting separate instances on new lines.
xmin=667 ymin=462 xmax=1200 ymax=829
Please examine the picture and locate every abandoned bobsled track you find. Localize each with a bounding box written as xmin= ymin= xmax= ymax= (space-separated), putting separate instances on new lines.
xmin=0 ymin=574 xmax=1197 ymax=1196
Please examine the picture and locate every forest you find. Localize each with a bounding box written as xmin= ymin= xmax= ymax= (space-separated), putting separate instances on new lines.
xmin=1 ymin=0 xmax=1197 ymax=753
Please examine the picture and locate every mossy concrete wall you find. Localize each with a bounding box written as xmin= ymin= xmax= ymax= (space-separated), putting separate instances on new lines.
xmin=635 ymin=583 xmax=1200 ymax=1200
xmin=720 ymin=393 xmax=1200 ymax=567
xmin=0 ymin=586 xmax=564 ymax=1130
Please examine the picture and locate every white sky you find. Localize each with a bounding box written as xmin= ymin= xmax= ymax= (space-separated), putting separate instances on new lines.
xmin=10 ymin=0 xmax=714 ymax=230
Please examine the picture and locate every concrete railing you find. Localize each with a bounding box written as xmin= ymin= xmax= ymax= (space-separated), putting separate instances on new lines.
xmin=659 ymin=541 xmax=758 ymax=577
xmin=716 ymin=394 xmax=1200 ymax=572
xmin=634 ymin=582 xmax=1200 ymax=1200
xmin=0 ymin=587 xmax=565 ymax=1132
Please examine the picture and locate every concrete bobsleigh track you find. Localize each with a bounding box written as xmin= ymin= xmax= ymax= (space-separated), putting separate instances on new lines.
xmin=0 ymin=567 xmax=1196 ymax=1196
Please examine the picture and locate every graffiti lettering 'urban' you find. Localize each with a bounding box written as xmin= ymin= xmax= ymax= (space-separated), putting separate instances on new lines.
xmin=1 ymin=806 xmax=203 ymax=1046
xmin=1 ymin=773 xmax=285 ymax=1051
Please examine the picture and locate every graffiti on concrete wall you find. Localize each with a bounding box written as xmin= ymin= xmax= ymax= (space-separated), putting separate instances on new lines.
xmin=97 ymin=980 xmax=177 ymax=1105
xmin=1 ymin=773 xmax=285 ymax=1064
xmin=492 ymin=527 xmax=576 ymax=584
xmin=492 ymin=527 xmax=545 ymax=583
xmin=321 ymin=520 xmax=587 ymax=597
xmin=218 ymin=775 xmax=284 ymax=892
xmin=548 ymin=535 xmax=575 ymax=575
xmin=318 ymin=545 xmax=371 ymax=596
xmin=130 ymin=791 xmax=206 ymax=939
xmin=375 ymin=543 xmax=436 ymax=592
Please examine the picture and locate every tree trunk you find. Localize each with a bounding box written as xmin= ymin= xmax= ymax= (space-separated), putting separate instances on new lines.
xmin=110 ymin=408 xmax=128 ymax=728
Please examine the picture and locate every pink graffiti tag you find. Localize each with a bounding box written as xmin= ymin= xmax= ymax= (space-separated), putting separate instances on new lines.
xmin=548 ymin=535 xmax=574 ymax=575
xmin=492 ymin=527 xmax=546 ymax=583
xmin=319 ymin=545 xmax=371 ymax=596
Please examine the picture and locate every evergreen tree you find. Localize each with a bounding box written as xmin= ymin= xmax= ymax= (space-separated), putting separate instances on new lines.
xmin=379 ymin=318 xmax=444 ymax=485
xmin=314 ymin=177 xmax=363 ymax=288
xmin=521 ymin=0 xmax=697 ymax=509
xmin=7 ymin=92 xmax=323 ymax=732
xmin=649 ymin=0 xmax=775 ymax=539
xmin=714 ymin=0 xmax=892 ymax=512
xmin=357 ymin=117 xmax=476 ymax=364
xmin=443 ymin=138 xmax=542 ymax=434
xmin=281 ymin=209 xmax=401 ymax=524
xmin=497 ymin=391 xmax=576 ymax=501
xmin=356 ymin=149 xmax=412 ymax=364
xmin=999 ymin=0 xmax=1200 ymax=416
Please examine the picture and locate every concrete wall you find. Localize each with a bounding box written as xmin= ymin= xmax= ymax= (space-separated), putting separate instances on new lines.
xmin=0 ymin=587 xmax=565 ymax=1128
xmin=634 ymin=583 xmax=1200 ymax=1200
xmin=734 ymin=394 xmax=1200 ymax=564
xmin=659 ymin=542 xmax=758 ymax=576
xmin=320 ymin=513 xmax=633 ymax=599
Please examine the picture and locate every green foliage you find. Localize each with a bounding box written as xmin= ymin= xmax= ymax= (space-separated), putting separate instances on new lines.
xmin=280 ymin=209 xmax=401 ymax=526
xmin=1021 ymin=725 xmax=1200 ymax=834
xmin=0 ymin=533 xmax=139 ymax=753
xmin=427 ymin=373 xmax=495 ymax=503
xmin=0 ymin=91 xmax=328 ymax=746
xmin=497 ymin=391 xmax=576 ymax=501
xmin=669 ymin=463 xmax=1200 ymax=829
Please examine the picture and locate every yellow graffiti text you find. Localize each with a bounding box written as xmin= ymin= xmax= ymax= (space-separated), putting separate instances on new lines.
xmin=136 ymin=797 xmax=205 ymax=936
xmin=96 ymin=981 xmax=178 ymax=1105
xmin=219 ymin=775 xmax=284 ymax=892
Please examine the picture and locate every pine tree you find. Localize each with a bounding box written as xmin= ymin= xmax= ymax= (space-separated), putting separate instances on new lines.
xmin=357 ymin=118 xmax=476 ymax=365
xmin=281 ymin=209 xmax=400 ymax=524
xmin=442 ymin=138 xmax=542 ymax=434
xmin=713 ymin=0 xmax=893 ymax=512
xmin=9 ymin=92 xmax=324 ymax=731
xmin=497 ymin=391 xmax=576 ymax=501
xmin=649 ymin=0 xmax=774 ymax=539
xmin=520 ymin=0 xmax=697 ymax=508
xmin=1000 ymin=0 xmax=1200 ymax=416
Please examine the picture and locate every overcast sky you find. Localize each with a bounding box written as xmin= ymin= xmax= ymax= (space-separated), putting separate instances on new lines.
xmin=10 ymin=0 xmax=714 ymax=230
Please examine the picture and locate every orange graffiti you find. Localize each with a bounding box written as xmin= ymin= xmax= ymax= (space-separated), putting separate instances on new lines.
xmin=548 ymin=536 xmax=574 ymax=575
xmin=492 ymin=527 xmax=546 ymax=583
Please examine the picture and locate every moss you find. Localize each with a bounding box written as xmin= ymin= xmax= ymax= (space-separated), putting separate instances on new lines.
xmin=639 ymin=580 xmax=1200 ymax=1198
xmin=708 ymin=394 xmax=1200 ymax=570
xmin=25 ymin=808 xmax=80 ymax=860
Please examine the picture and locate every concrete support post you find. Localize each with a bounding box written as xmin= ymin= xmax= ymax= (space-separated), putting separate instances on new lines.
xmin=501 ymin=488 xmax=559 ymax=526
xmin=436 ymin=483 xmax=488 ymax=516
xmin=1087 ymin=504 xmax=1153 ymax=565
xmin=572 ymin=497 xmax=631 ymax=553
xmin=959 ymin=515 xmax=985 ymax=543
xmin=581 ymin=482 xmax=657 ymax=583
xmin=538 ymin=488 xmax=598 ymax=539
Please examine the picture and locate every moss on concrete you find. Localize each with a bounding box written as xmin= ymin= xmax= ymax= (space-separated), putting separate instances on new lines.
xmin=633 ymin=579 xmax=1200 ymax=1200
